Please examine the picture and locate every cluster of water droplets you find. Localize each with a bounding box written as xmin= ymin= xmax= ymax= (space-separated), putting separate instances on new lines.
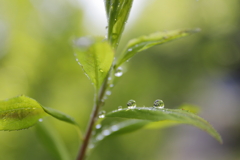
xmin=95 ymin=124 xmax=120 ymax=142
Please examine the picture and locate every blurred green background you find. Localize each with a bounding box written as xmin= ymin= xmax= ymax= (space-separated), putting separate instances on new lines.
xmin=0 ymin=0 xmax=240 ymax=160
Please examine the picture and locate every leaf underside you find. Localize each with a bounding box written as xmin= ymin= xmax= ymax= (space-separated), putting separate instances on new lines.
xmin=116 ymin=28 xmax=201 ymax=67
xmin=106 ymin=107 xmax=222 ymax=143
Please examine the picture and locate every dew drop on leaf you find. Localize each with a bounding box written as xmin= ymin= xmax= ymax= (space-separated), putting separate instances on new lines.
xmin=102 ymin=129 xmax=111 ymax=136
xmin=106 ymin=90 xmax=111 ymax=96
xmin=115 ymin=67 xmax=123 ymax=77
xmin=153 ymin=99 xmax=164 ymax=109
xmin=128 ymin=48 xmax=133 ymax=52
xmin=111 ymin=125 xmax=119 ymax=131
xmin=127 ymin=100 xmax=136 ymax=109
xmin=38 ymin=118 xmax=43 ymax=122
xmin=118 ymin=106 xmax=123 ymax=110
xmin=88 ymin=144 xmax=95 ymax=149
xmin=96 ymin=124 xmax=101 ymax=129
xmin=99 ymin=110 xmax=106 ymax=118
xmin=96 ymin=134 xmax=104 ymax=141
xmin=75 ymin=37 xmax=93 ymax=48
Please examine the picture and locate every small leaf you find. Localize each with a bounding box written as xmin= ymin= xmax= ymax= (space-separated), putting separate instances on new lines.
xmin=74 ymin=37 xmax=114 ymax=90
xmin=0 ymin=95 xmax=47 ymax=131
xmin=35 ymin=123 xmax=72 ymax=160
xmin=42 ymin=106 xmax=82 ymax=139
xmin=116 ymin=28 xmax=201 ymax=67
xmin=106 ymin=107 xmax=222 ymax=143
xmin=42 ymin=106 xmax=79 ymax=127
xmin=104 ymin=0 xmax=134 ymax=48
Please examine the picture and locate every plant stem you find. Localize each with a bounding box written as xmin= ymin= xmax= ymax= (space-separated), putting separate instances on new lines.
xmin=76 ymin=76 xmax=109 ymax=160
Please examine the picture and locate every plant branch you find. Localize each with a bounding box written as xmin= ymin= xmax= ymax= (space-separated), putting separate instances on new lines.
xmin=76 ymin=75 xmax=109 ymax=160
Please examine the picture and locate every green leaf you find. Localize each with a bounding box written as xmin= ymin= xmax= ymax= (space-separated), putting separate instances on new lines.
xmin=178 ymin=103 xmax=200 ymax=114
xmin=116 ymin=28 xmax=201 ymax=67
xmin=89 ymin=119 xmax=149 ymax=150
xmin=42 ymin=106 xmax=79 ymax=127
xmin=42 ymin=106 xmax=82 ymax=139
xmin=74 ymin=37 xmax=114 ymax=90
xmin=0 ymin=95 xmax=81 ymax=135
xmin=35 ymin=123 xmax=72 ymax=160
xmin=145 ymin=104 xmax=200 ymax=129
xmin=0 ymin=95 xmax=47 ymax=131
xmin=106 ymin=107 xmax=222 ymax=143
xmin=104 ymin=0 xmax=134 ymax=48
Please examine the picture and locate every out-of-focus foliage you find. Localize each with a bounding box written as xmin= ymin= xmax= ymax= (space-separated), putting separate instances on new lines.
xmin=116 ymin=28 xmax=200 ymax=67
xmin=0 ymin=0 xmax=239 ymax=160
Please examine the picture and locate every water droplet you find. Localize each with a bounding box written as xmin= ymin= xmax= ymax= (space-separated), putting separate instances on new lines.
xmin=96 ymin=134 xmax=104 ymax=141
xmin=106 ymin=91 xmax=111 ymax=96
xmin=118 ymin=106 xmax=122 ymax=110
xmin=128 ymin=48 xmax=133 ymax=52
xmin=153 ymin=99 xmax=164 ymax=109
xmin=88 ymin=144 xmax=95 ymax=149
xmin=111 ymin=125 xmax=119 ymax=131
xmin=99 ymin=69 xmax=104 ymax=73
xmin=115 ymin=67 xmax=123 ymax=77
xmin=102 ymin=129 xmax=111 ymax=136
xmin=75 ymin=37 xmax=93 ymax=48
xmin=38 ymin=118 xmax=43 ymax=122
xmin=127 ymin=100 xmax=136 ymax=109
xmin=99 ymin=110 xmax=106 ymax=118
xmin=96 ymin=124 xmax=101 ymax=129
xmin=110 ymin=84 xmax=114 ymax=88
xmin=108 ymin=77 xmax=112 ymax=81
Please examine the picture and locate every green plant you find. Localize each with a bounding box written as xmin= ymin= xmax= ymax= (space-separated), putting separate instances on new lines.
xmin=0 ymin=1 xmax=222 ymax=160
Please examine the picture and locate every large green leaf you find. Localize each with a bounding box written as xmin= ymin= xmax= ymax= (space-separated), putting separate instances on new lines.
xmin=145 ymin=104 xmax=200 ymax=129
xmin=116 ymin=28 xmax=201 ymax=67
xmin=106 ymin=107 xmax=222 ymax=143
xmin=35 ymin=123 xmax=72 ymax=160
xmin=104 ymin=0 xmax=134 ymax=48
xmin=0 ymin=95 xmax=80 ymax=132
xmin=74 ymin=37 xmax=114 ymax=90
xmin=0 ymin=95 xmax=47 ymax=131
